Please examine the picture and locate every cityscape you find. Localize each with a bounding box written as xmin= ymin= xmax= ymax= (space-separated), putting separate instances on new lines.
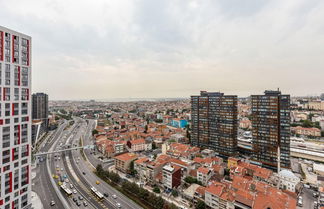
xmin=1 ymin=1 xmax=324 ymax=209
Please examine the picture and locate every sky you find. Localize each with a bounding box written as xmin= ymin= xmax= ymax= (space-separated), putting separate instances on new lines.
xmin=1 ymin=0 xmax=324 ymax=100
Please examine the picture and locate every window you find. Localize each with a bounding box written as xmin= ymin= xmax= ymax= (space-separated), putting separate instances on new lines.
xmin=5 ymin=103 xmax=10 ymax=116
xmin=14 ymin=66 xmax=19 ymax=86
xmin=4 ymin=88 xmax=10 ymax=101
xmin=21 ymin=103 xmax=28 ymax=115
xmin=21 ymin=88 xmax=28 ymax=100
xmin=13 ymin=103 xmax=19 ymax=115
xmin=2 ymin=126 xmax=10 ymax=148
xmin=21 ymin=67 xmax=28 ymax=86
xmin=14 ymin=88 xmax=19 ymax=100
xmin=5 ymin=64 xmax=10 ymax=85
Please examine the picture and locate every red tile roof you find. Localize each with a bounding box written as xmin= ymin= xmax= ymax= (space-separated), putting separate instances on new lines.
xmin=114 ymin=153 xmax=138 ymax=162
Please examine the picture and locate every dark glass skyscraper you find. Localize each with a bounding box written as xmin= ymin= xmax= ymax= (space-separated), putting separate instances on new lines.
xmin=251 ymin=90 xmax=290 ymax=170
xmin=191 ymin=91 xmax=238 ymax=157
xmin=32 ymin=93 xmax=48 ymax=121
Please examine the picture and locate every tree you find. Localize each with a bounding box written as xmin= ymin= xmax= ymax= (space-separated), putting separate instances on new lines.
xmin=109 ymin=172 xmax=121 ymax=183
xmin=129 ymin=161 xmax=137 ymax=175
xmin=152 ymin=142 xmax=157 ymax=150
xmin=153 ymin=186 xmax=161 ymax=193
xmin=171 ymin=190 xmax=178 ymax=197
xmin=196 ymin=200 xmax=206 ymax=209
xmin=301 ymin=120 xmax=313 ymax=128
xmin=92 ymin=129 xmax=98 ymax=136
xmin=96 ymin=164 xmax=104 ymax=177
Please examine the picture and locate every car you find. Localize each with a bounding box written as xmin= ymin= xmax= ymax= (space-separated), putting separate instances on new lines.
xmin=82 ymin=172 xmax=86 ymax=175
xmin=70 ymin=184 xmax=73 ymax=189
xmin=304 ymin=184 xmax=311 ymax=189
xmin=78 ymin=196 xmax=83 ymax=200
xmin=96 ymin=181 xmax=100 ymax=185
xmin=314 ymin=192 xmax=319 ymax=198
xmin=61 ymin=168 xmax=64 ymax=171
xmin=50 ymin=201 xmax=55 ymax=206
xmin=58 ymin=157 xmax=61 ymax=160
xmin=83 ymin=201 xmax=88 ymax=207
xmin=116 ymin=203 xmax=121 ymax=208
xmin=104 ymin=193 xmax=109 ymax=197
xmin=76 ymin=201 xmax=81 ymax=206
xmin=298 ymin=199 xmax=303 ymax=207
xmin=73 ymin=189 xmax=77 ymax=194
xmin=112 ymin=194 xmax=117 ymax=199
xmin=73 ymin=197 xmax=77 ymax=202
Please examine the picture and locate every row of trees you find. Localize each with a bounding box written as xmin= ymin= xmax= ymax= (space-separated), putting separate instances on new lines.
xmin=95 ymin=165 xmax=178 ymax=209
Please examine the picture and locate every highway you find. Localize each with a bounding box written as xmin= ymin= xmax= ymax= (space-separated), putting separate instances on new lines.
xmin=32 ymin=120 xmax=70 ymax=209
xmin=34 ymin=118 xmax=142 ymax=209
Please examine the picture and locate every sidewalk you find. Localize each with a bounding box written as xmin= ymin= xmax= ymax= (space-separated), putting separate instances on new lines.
xmin=31 ymin=191 xmax=44 ymax=209
xmin=31 ymin=165 xmax=44 ymax=209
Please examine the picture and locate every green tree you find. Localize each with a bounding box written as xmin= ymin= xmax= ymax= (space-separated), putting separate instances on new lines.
xmin=153 ymin=186 xmax=161 ymax=193
xmin=196 ymin=200 xmax=206 ymax=209
xmin=92 ymin=129 xmax=98 ymax=136
xmin=96 ymin=164 xmax=104 ymax=177
xmin=109 ymin=172 xmax=121 ymax=183
xmin=171 ymin=190 xmax=178 ymax=197
xmin=129 ymin=161 xmax=137 ymax=175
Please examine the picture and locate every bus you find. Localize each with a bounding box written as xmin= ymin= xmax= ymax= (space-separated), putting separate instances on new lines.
xmin=60 ymin=183 xmax=73 ymax=196
xmin=90 ymin=187 xmax=104 ymax=200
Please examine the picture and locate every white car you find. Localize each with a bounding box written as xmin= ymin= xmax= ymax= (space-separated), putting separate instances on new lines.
xmin=116 ymin=203 xmax=121 ymax=208
xmin=73 ymin=189 xmax=77 ymax=194
xmin=112 ymin=194 xmax=117 ymax=199
xmin=50 ymin=201 xmax=55 ymax=206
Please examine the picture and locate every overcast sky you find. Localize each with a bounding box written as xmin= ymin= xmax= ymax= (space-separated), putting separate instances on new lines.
xmin=1 ymin=0 xmax=324 ymax=100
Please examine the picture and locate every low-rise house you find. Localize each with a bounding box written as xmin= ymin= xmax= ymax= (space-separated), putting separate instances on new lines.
xmin=197 ymin=167 xmax=213 ymax=186
xmin=114 ymin=153 xmax=138 ymax=173
xmin=205 ymin=182 xmax=235 ymax=209
xmin=278 ymin=170 xmax=300 ymax=193
xmin=171 ymin=118 xmax=188 ymax=128
xmin=292 ymin=126 xmax=321 ymax=137
xmin=127 ymin=138 xmax=150 ymax=152
xmin=201 ymin=149 xmax=215 ymax=158
xmin=165 ymin=143 xmax=200 ymax=160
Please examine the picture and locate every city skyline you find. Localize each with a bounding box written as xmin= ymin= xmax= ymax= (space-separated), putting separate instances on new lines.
xmin=1 ymin=0 xmax=324 ymax=100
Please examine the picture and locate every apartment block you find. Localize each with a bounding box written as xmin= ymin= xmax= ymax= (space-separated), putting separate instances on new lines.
xmin=251 ymin=90 xmax=290 ymax=170
xmin=114 ymin=153 xmax=138 ymax=173
xmin=191 ymin=91 xmax=238 ymax=157
xmin=162 ymin=163 xmax=182 ymax=190
xmin=0 ymin=26 xmax=32 ymax=209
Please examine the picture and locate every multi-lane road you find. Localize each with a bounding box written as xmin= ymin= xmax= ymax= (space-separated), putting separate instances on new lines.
xmin=33 ymin=120 xmax=68 ymax=209
xmin=33 ymin=118 xmax=142 ymax=209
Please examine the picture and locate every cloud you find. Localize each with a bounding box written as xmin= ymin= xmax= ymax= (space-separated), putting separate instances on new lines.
xmin=0 ymin=0 xmax=324 ymax=99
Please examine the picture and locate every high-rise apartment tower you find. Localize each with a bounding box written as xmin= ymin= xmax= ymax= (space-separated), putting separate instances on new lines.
xmin=0 ymin=26 xmax=32 ymax=208
xmin=191 ymin=91 xmax=238 ymax=157
xmin=251 ymin=90 xmax=290 ymax=170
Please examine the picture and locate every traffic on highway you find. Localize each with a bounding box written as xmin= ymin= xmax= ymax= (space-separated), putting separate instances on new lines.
xmin=33 ymin=118 xmax=142 ymax=209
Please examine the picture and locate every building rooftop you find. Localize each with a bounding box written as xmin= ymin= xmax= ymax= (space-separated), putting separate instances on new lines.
xmin=114 ymin=153 xmax=138 ymax=161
